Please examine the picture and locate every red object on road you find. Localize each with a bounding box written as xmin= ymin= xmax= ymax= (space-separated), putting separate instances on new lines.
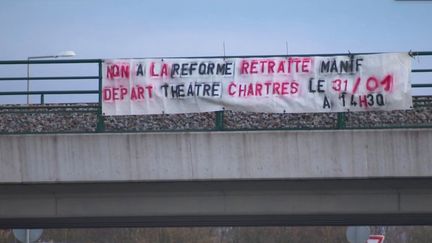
xmin=367 ymin=235 xmax=385 ymax=243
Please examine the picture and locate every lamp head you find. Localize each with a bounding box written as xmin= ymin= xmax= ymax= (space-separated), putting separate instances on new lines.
xmin=55 ymin=50 xmax=76 ymax=58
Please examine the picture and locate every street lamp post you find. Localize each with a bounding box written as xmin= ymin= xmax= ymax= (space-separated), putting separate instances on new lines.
xmin=26 ymin=50 xmax=76 ymax=104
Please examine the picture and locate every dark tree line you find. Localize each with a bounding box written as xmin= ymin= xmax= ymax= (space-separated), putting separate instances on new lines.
xmin=0 ymin=226 xmax=432 ymax=243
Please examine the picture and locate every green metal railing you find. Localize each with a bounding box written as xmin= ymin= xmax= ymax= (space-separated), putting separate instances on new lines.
xmin=0 ymin=52 xmax=431 ymax=134
xmin=0 ymin=59 xmax=103 ymax=132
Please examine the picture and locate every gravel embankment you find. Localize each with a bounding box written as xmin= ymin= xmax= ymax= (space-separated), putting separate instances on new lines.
xmin=1 ymin=97 xmax=431 ymax=134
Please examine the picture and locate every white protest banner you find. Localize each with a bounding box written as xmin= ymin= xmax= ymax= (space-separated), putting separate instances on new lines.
xmin=102 ymin=53 xmax=412 ymax=115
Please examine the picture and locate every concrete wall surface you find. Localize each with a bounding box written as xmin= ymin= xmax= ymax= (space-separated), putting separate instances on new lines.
xmin=1 ymin=179 xmax=432 ymax=227
xmin=1 ymin=129 xmax=432 ymax=183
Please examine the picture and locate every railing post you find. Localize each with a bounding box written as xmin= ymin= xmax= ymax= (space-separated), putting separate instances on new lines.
xmin=215 ymin=110 xmax=224 ymax=130
xmin=337 ymin=112 xmax=346 ymax=129
xmin=96 ymin=60 xmax=105 ymax=132
xmin=96 ymin=115 xmax=105 ymax=132
xmin=40 ymin=94 xmax=44 ymax=104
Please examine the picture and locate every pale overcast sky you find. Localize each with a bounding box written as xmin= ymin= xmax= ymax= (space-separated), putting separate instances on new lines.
xmin=0 ymin=0 xmax=431 ymax=103
xmin=1 ymin=0 xmax=431 ymax=59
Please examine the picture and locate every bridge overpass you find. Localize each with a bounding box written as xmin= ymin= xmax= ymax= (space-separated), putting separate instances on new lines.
xmin=1 ymin=52 xmax=432 ymax=228
xmin=1 ymin=129 xmax=432 ymax=228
